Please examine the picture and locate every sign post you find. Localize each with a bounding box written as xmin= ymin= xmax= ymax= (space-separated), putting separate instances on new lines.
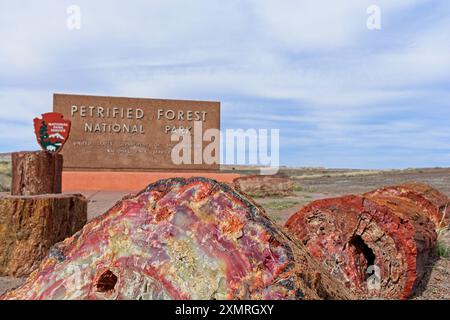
xmin=0 ymin=112 xmax=86 ymax=278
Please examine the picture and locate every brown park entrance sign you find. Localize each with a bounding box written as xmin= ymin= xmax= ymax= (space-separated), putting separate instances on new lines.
xmin=53 ymin=93 xmax=220 ymax=172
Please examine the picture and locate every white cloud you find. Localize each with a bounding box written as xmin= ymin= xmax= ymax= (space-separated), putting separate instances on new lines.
xmin=0 ymin=89 xmax=51 ymax=123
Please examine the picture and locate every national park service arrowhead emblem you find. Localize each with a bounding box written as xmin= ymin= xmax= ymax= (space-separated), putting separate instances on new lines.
xmin=34 ymin=112 xmax=71 ymax=153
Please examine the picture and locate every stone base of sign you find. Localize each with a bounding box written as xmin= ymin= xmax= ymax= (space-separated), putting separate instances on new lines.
xmin=0 ymin=194 xmax=87 ymax=277
xmin=11 ymin=151 xmax=63 ymax=196
xmin=62 ymin=171 xmax=241 ymax=192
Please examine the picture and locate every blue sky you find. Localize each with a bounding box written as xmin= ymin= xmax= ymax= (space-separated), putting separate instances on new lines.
xmin=1 ymin=0 xmax=450 ymax=169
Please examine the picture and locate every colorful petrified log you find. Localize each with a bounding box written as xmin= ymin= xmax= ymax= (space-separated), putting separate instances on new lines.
xmin=285 ymin=194 xmax=437 ymax=299
xmin=1 ymin=177 xmax=353 ymax=300
xmin=364 ymin=182 xmax=449 ymax=228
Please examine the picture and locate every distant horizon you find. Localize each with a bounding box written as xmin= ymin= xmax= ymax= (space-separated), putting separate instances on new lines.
xmin=2 ymin=151 xmax=450 ymax=172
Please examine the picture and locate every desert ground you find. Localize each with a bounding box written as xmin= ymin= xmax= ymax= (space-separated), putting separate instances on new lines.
xmin=0 ymin=159 xmax=449 ymax=299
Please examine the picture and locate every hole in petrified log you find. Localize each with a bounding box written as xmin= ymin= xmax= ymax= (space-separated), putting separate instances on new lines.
xmin=349 ymin=235 xmax=376 ymax=278
xmin=96 ymin=270 xmax=118 ymax=293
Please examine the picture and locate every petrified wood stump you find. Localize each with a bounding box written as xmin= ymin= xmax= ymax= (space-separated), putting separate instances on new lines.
xmin=1 ymin=177 xmax=354 ymax=300
xmin=365 ymin=182 xmax=450 ymax=228
xmin=285 ymin=194 xmax=437 ymax=300
xmin=11 ymin=151 xmax=63 ymax=196
xmin=233 ymin=175 xmax=294 ymax=197
xmin=0 ymin=194 xmax=87 ymax=277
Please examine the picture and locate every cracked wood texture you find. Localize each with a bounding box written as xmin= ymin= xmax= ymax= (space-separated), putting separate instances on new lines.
xmin=1 ymin=177 xmax=353 ymax=300
xmin=364 ymin=182 xmax=449 ymax=228
xmin=11 ymin=151 xmax=63 ymax=196
xmin=0 ymin=194 xmax=87 ymax=277
xmin=285 ymin=184 xmax=440 ymax=300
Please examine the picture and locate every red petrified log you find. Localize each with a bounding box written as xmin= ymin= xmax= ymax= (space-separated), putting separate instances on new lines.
xmin=11 ymin=151 xmax=63 ymax=196
xmin=233 ymin=175 xmax=294 ymax=197
xmin=285 ymin=193 xmax=437 ymax=299
xmin=1 ymin=177 xmax=353 ymax=300
xmin=364 ymin=182 xmax=449 ymax=228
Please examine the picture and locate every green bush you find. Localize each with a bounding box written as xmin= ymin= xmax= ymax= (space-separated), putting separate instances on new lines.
xmin=294 ymin=185 xmax=316 ymax=193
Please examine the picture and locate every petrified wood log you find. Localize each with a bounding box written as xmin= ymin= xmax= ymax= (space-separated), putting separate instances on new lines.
xmin=11 ymin=151 xmax=63 ymax=195
xmin=365 ymin=182 xmax=449 ymax=228
xmin=233 ymin=175 xmax=294 ymax=197
xmin=0 ymin=194 xmax=87 ymax=277
xmin=285 ymin=194 xmax=437 ymax=299
xmin=1 ymin=177 xmax=354 ymax=300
